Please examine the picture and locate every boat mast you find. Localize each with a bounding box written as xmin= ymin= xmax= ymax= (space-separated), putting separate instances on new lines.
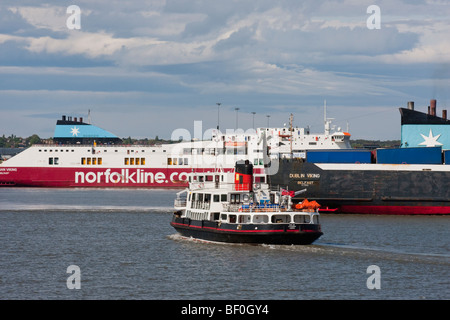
xmin=289 ymin=113 xmax=293 ymax=158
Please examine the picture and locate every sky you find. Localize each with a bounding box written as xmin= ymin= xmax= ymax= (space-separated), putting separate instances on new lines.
xmin=0 ymin=0 xmax=449 ymax=141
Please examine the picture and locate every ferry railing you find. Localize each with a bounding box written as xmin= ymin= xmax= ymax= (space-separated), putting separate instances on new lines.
xmin=223 ymin=203 xmax=289 ymax=213
xmin=174 ymin=199 xmax=187 ymax=208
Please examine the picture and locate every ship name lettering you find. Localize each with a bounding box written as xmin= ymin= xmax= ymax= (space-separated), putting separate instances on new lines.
xmin=74 ymin=170 xmax=188 ymax=185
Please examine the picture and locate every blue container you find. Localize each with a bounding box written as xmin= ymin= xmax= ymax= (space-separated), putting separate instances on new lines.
xmin=444 ymin=150 xmax=450 ymax=165
xmin=306 ymin=149 xmax=372 ymax=163
xmin=376 ymin=147 xmax=442 ymax=164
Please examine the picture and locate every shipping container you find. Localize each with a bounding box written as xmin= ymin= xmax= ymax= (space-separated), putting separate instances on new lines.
xmin=306 ymin=149 xmax=372 ymax=163
xmin=376 ymin=146 xmax=443 ymax=164
xmin=444 ymin=150 xmax=450 ymax=165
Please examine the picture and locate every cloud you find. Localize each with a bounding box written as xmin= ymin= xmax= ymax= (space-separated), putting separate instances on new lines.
xmin=1 ymin=0 xmax=449 ymax=141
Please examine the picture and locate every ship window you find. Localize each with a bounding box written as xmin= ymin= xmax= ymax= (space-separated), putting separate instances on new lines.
xmin=230 ymin=194 xmax=240 ymax=203
xmin=178 ymin=158 xmax=183 ymax=165
xmin=172 ymin=158 xmax=177 ymax=165
xmin=167 ymin=158 xmax=172 ymax=165
xmin=206 ymin=175 xmax=213 ymax=182
xmin=141 ymin=158 xmax=145 ymax=165
xmin=98 ymin=158 xmax=102 ymax=165
xmin=125 ymin=158 xmax=129 ymax=165
xmin=87 ymin=158 xmax=91 ymax=165
xmin=92 ymin=158 xmax=97 ymax=165
xmin=221 ymin=194 xmax=227 ymax=202
xmin=213 ymin=195 xmax=220 ymax=202
xmin=130 ymin=158 xmax=135 ymax=165
xmin=184 ymin=158 xmax=188 ymax=165
xmin=49 ymin=158 xmax=53 ymax=165
xmin=135 ymin=158 xmax=140 ymax=165
xmin=81 ymin=158 xmax=86 ymax=165
xmin=54 ymin=157 xmax=59 ymax=165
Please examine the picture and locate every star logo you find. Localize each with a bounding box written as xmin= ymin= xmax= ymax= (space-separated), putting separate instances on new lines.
xmin=70 ymin=127 xmax=80 ymax=137
xmin=418 ymin=129 xmax=442 ymax=147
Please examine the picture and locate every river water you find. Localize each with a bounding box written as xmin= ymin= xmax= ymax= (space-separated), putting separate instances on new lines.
xmin=0 ymin=188 xmax=448 ymax=301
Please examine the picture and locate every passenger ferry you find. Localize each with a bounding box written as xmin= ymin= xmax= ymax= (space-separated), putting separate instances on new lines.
xmin=0 ymin=112 xmax=350 ymax=188
xmin=170 ymin=160 xmax=323 ymax=245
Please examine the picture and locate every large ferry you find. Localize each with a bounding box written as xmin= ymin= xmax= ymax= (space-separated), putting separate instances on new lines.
xmin=270 ymin=99 xmax=450 ymax=215
xmin=170 ymin=160 xmax=323 ymax=245
xmin=0 ymin=112 xmax=350 ymax=188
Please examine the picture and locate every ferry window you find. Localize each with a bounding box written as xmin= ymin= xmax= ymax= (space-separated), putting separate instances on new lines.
xmin=125 ymin=158 xmax=129 ymax=165
xmin=199 ymin=176 xmax=204 ymax=182
xmin=230 ymin=194 xmax=240 ymax=203
xmin=141 ymin=158 xmax=145 ymax=165
xmin=92 ymin=158 xmax=97 ymax=165
xmin=98 ymin=158 xmax=102 ymax=165
xmin=81 ymin=158 xmax=86 ymax=165
xmin=205 ymin=194 xmax=211 ymax=202
xmin=213 ymin=195 xmax=220 ymax=202
xmin=54 ymin=157 xmax=59 ymax=165
xmin=87 ymin=158 xmax=91 ymax=165
xmin=130 ymin=158 xmax=135 ymax=165
xmin=178 ymin=158 xmax=183 ymax=165
xmin=135 ymin=158 xmax=140 ymax=165
xmin=167 ymin=158 xmax=172 ymax=165
xmin=220 ymin=214 xmax=227 ymax=221
xmin=173 ymin=158 xmax=177 ymax=165
xmin=213 ymin=212 xmax=220 ymax=221
xmin=206 ymin=175 xmax=213 ymax=182
xmin=229 ymin=215 xmax=237 ymax=223
xmin=221 ymin=194 xmax=227 ymax=202
xmin=48 ymin=158 xmax=53 ymax=165
xmin=184 ymin=158 xmax=188 ymax=165
xmin=198 ymin=193 xmax=203 ymax=202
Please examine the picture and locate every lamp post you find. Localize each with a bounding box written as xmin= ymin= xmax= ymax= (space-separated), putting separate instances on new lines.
xmin=251 ymin=112 xmax=256 ymax=129
xmin=216 ymin=102 xmax=221 ymax=131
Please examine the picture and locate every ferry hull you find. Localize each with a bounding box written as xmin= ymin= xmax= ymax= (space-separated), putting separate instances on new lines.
xmin=0 ymin=166 xmax=192 ymax=188
xmin=170 ymin=217 xmax=323 ymax=245
xmin=270 ymin=159 xmax=450 ymax=215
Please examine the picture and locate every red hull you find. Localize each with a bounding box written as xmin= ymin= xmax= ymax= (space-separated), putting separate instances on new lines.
xmin=0 ymin=166 xmax=221 ymax=188
xmin=337 ymin=205 xmax=450 ymax=215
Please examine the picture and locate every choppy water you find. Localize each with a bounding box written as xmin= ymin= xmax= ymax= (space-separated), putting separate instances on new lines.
xmin=0 ymin=188 xmax=448 ymax=301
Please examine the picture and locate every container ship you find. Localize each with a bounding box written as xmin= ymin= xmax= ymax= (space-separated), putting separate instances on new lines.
xmin=270 ymin=99 xmax=450 ymax=215
xmin=0 ymin=113 xmax=350 ymax=188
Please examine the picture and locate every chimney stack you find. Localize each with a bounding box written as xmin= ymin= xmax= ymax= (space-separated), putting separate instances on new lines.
xmin=443 ymin=110 xmax=447 ymax=120
xmin=407 ymin=101 xmax=414 ymax=110
xmin=430 ymin=99 xmax=437 ymax=116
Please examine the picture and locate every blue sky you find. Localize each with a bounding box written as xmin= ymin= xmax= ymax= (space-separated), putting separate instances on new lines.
xmin=0 ymin=0 xmax=449 ymax=140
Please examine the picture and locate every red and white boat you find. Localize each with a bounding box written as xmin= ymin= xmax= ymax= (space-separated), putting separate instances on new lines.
xmin=0 ymin=113 xmax=350 ymax=188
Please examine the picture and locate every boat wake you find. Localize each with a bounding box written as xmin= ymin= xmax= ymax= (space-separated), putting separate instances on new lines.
xmin=0 ymin=203 xmax=173 ymax=213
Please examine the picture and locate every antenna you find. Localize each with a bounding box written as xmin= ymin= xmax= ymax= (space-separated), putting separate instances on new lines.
xmin=324 ymin=100 xmax=334 ymax=135
xmin=88 ymin=109 xmax=91 ymax=124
